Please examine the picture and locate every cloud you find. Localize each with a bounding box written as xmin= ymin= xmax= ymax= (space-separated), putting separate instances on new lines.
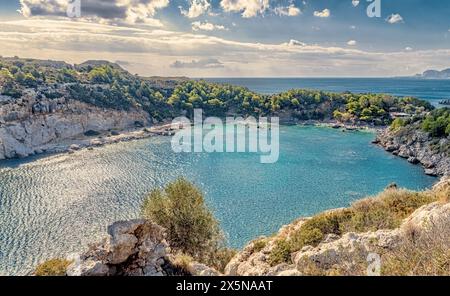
xmin=386 ymin=14 xmax=404 ymax=24
xmin=352 ymin=0 xmax=360 ymax=7
xmin=18 ymin=0 xmax=169 ymax=25
xmin=220 ymin=0 xmax=269 ymax=18
xmin=347 ymin=40 xmax=357 ymax=46
xmin=285 ymin=39 xmax=306 ymax=47
xmin=313 ymin=8 xmax=330 ymax=18
xmin=405 ymin=47 xmax=413 ymax=51
xmin=274 ymin=4 xmax=301 ymax=17
xmin=171 ymin=58 xmax=224 ymax=68
xmin=0 ymin=19 xmax=449 ymax=77
xmin=180 ymin=0 xmax=210 ymax=18
xmin=191 ymin=21 xmax=227 ymax=31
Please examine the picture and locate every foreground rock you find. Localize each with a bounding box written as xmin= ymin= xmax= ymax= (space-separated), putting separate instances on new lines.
xmin=224 ymin=179 xmax=450 ymax=276
xmin=65 ymin=219 xmax=220 ymax=276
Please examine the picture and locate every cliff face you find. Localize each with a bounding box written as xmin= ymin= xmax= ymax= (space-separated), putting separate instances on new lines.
xmin=375 ymin=127 xmax=450 ymax=176
xmin=0 ymin=92 xmax=150 ymax=160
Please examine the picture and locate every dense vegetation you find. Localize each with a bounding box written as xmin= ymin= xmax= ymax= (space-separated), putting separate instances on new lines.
xmin=0 ymin=57 xmax=434 ymax=125
xmin=390 ymin=108 xmax=450 ymax=138
xmin=141 ymin=178 xmax=235 ymax=272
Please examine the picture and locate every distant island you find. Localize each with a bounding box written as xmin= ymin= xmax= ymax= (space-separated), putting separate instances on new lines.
xmin=414 ymin=68 xmax=450 ymax=79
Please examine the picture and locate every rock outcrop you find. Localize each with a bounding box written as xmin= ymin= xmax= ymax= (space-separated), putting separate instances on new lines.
xmin=65 ymin=219 xmax=220 ymax=276
xmin=375 ymin=127 xmax=450 ymax=176
xmin=223 ymin=179 xmax=450 ymax=276
xmin=67 ymin=219 xmax=170 ymax=276
xmin=0 ymin=94 xmax=150 ymax=160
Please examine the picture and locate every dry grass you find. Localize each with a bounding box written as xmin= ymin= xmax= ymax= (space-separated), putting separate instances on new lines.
xmin=34 ymin=258 xmax=72 ymax=276
xmin=268 ymin=185 xmax=440 ymax=266
xmin=382 ymin=217 xmax=450 ymax=275
xmin=169 ymin=253 xmax=195 ymax=275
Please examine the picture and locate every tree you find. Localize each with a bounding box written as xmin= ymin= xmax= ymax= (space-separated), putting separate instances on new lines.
xmin=141 ymin=178 xmax=223 ymax=261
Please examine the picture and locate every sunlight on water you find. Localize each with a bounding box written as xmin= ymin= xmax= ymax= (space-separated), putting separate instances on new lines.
xmin=0 ymin=126 xmax=436 ymax=275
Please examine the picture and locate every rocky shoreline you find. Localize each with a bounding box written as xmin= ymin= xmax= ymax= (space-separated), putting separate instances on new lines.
xmin=0 ymin=115 xmax=376 ymax=162
xmin=374 ymin=127 xmax=450 ymax=176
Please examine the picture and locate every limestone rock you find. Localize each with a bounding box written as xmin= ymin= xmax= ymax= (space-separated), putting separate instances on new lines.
xmin=65 ymin=219 xmax=170 ymax=276
xmin=188 ymin=262 xmax=221 ymax=276
xmin=0 ymin=97 xmax=150 ymax=160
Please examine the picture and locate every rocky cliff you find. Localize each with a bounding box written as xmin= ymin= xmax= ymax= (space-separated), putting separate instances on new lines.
xmin=374 ymin=127 xmax=450 ymax=176
xmin=0 ymin=91 xmax=150 ymax=160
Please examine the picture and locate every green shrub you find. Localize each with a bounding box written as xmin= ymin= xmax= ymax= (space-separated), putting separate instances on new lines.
xmin=390 ymin=118 xmax=406 ymax=131
xmin=251 ymin=238 xmax=267 ymax=253
xmin=269 ymin=186 xmax=438 ymax=265
xmin=141 ymin=178 xmax=223 ymax=263
xmin=35 ymin=258 xmax=72 ymax=276
xmin=204 ymin=248 xmax=237 ymax=273
xmin=268 ymin=239 xmax=292 ymax=266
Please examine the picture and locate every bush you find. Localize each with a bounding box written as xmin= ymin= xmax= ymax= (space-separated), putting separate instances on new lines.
xmin=390 ymin=118 xmax=406 ymax=131
xmin=269 ymin=186 xmax=438 ymax=265
xmin=141 ymin=178 xmax=225 ymax=265
xmin=169 ymin=253 xmax=194 ymax=275
xmin=35 ymin=258 xmax=72 ymax=276
xmin=251 ymin=238 xmax=267 ymax=253
xmin=268 ymin=239 xmax=292 ymax=266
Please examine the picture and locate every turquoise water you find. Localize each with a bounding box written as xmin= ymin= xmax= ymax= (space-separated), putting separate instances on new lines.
xmin=0 ymin=126 xmax=436 ymax=275
xmin=205 ymin=78 xmax=450 ymax=106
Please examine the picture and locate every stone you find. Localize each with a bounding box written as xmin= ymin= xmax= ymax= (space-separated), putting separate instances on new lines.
xmin=188 ymin=262 xmax=221 ymax=276
xmin=69 ymin=144 xmax=81 ymax=151
xmin=66 ymin=258 xmax=110 ymax=276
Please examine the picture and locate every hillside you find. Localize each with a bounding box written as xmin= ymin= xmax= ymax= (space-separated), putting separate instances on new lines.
xmin=0 ymin=57 xmax=437 ymax=160
xmin=415 ymin=68 xmax=450 ymax=79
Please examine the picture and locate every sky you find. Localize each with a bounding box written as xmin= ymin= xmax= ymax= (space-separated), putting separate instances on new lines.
xmin=0 ymin=0 xmax=449 ymax=77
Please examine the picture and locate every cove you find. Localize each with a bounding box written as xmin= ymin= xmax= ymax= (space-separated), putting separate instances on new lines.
xmin=0 ymin=126 xmax=436 ymax=275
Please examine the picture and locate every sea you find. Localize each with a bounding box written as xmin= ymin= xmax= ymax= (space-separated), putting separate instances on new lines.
xmin=1 ymin=78 xmax=448 ymax=275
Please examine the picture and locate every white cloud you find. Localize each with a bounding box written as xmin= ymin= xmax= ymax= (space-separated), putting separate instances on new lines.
xmin=180 ymin=0 xmax=211 ymax=19
xmin=350 ymin=25 xmax=356 ymax=29
xmin=313 ymin=9 xmax=330 ymax=18
xmin=191 ymin=21 xmax=227 ymax=31
xmin=405 ymin=47 xmax=413 ymax=51
xmin=347 ymin=40 xmax=357 ymax=46
xmin=274 ymin=4 xmax=301 ymax=17
xmin=171 ymin=58 xmax=224 ymax=68
xmin=18 ymin=0 xmax=169 ymax=25
xmin=0 ymin=19 xmax=449 ymax=78
xmin=19 ymin=0 xmax=169 ymax=27
xmin=386 ymin=14 xmax=404 ymax=24
xmin=285 ymin=39 xmax=306 ymax=47
xmin=220 ymin=0 xmax=269 ymax=18
xmin=352 ymin=0 xmax=360 ymax=7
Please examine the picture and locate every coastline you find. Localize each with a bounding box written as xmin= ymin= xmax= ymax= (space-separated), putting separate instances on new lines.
xmin=0 ymin=119 xmax=381 ymax=162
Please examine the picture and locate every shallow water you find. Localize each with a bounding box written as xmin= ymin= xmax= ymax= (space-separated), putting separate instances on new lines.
xmin=0 ymin=126 xmax=436 ymax=275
